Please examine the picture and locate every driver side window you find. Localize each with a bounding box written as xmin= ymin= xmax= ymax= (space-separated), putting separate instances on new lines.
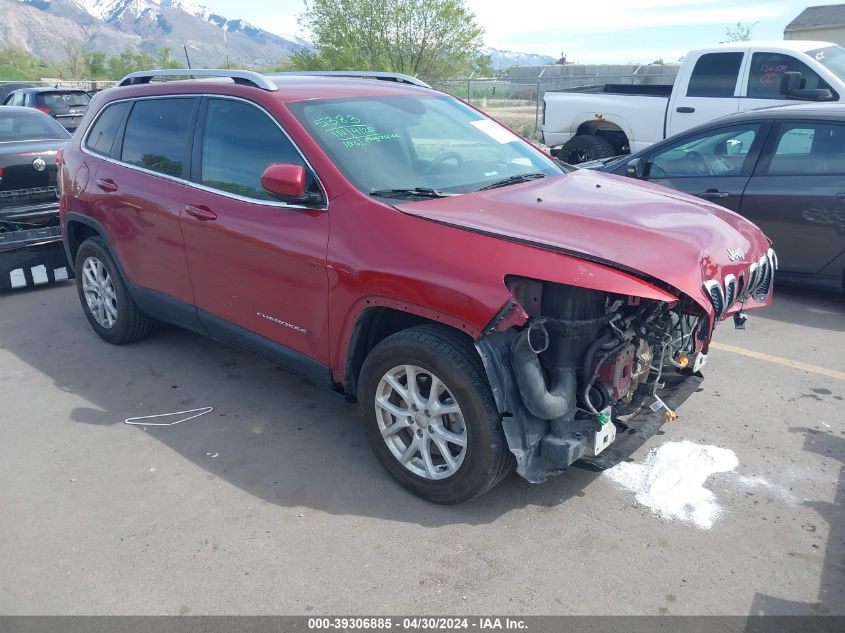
xmin=647 ymin=124 xmax=762 ymax=178
xmin=747 ymin=53 xmax=830 ymax=100
xmin=199 ymin=98 xmax=319 ymax=203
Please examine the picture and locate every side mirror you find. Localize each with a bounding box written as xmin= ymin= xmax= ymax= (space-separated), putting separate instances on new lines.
xmin=626 ymin=157 xmax=646 ymax=179
xmin=791 ymin=87 xmax=833 ymax=101
xmin=260 ymin=163 xmax=307 ymax=201
xmin=779 ymin=71 xmax=802 ymax=96
xmin=780 ymin=71 xmax=833 ymax=101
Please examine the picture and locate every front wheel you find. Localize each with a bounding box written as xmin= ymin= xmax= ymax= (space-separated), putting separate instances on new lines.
xmin=358 ymin=325 xmax=513 ymax=503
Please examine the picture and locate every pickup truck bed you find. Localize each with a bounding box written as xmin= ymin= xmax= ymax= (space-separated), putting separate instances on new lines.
xmin=570 ymin=83 xmax=674 ymax=97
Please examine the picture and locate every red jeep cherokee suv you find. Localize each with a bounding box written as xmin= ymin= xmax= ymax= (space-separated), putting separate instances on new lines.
xmin=60 ymin=69 xmax=775 ymax=503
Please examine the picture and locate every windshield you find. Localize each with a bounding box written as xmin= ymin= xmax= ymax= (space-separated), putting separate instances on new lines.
xmin=288 ymin=95 xmax=562 ymax=196
xmin=0 ymin=110 xmax=70 ymax=141
xmin=807 ymin=46 xmax=845 ymax=84
xmin=36 ymin=91 xmax=91 ymax=109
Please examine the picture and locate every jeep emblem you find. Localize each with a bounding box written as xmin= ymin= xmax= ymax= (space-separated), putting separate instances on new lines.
xmin=727 ymin=247 xmax=745 ymax=261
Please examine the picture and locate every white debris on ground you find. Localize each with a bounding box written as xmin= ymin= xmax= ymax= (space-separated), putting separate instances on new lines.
xmin=734 ymin=474 xmax=799 ymax=503
xmin=604 ymin=440 xmax=739 ymax=529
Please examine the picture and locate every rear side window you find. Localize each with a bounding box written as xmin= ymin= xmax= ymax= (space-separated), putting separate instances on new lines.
xmin=0 ymin=110 xmax=69 ymax=141
xmin=687 ymin=53 xmax=743 ymax=98
xmin=120 ymin=98 xmax=196 ymax=178
xmin=766 ymin=122 xmax=845 ymax=175
xmin=747 ymin=53 xmax=831 ymax=99
xmin=198 ymin=98 xmax=315 ymax=201
xmin=85 ymin=102 xmax=129 ymax=156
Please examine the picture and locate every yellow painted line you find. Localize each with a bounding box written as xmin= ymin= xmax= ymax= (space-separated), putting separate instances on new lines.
xmin=710 ymin=341 xmax=845 ymax=382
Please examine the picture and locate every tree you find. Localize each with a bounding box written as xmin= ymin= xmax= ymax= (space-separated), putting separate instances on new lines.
xmin=85 ymin=51 xmax=108 ymax=78
xmin=157 ymin=47 xmax=185 ymax=69
xmin=471 ymin=52 xmax=494 ymax=77
xmin=296 ymin=0 xmax=484 ymax=80
xmin=64 ymin=41 xmax=85 ymax=78
xmin=724 ymin=22 xmax=757 ymax=42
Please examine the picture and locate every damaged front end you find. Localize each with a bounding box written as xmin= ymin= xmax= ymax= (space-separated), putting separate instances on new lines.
xmin=477 ymin=277 xmax=707 ymax=483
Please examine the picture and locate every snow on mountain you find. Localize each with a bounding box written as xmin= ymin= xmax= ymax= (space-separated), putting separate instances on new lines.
xmin=7 ymin=0 xmax=310 ymax=66
xmin=482 ymin=46 xmax=556 ymax=70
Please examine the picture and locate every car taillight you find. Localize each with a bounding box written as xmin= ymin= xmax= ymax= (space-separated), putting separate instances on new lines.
xmin=0 ymin=166 xmax=3 ymax=183
xmin=56 ymin=148 xmax=63 ymax=166
xmin=36 ymin=107 xmax=50 ymax=113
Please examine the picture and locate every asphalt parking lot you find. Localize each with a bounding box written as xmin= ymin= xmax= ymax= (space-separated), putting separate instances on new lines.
xmin=1 ymin=281 xmax=843 ymax=616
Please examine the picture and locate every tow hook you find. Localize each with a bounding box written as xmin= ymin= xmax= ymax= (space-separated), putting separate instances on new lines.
xmin=733 ymin=311 xmax=748 ymax=329
xmin=650 ymin=395 xmax=678 ymax=422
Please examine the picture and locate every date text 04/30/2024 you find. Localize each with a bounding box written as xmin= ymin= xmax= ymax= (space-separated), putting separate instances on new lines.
xmin=307 ymin=617 xmax=528 ymax=630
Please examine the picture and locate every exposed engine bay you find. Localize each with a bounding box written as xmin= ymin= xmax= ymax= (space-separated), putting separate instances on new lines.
xmin=477 ymin=278 xmax=706 ymax=483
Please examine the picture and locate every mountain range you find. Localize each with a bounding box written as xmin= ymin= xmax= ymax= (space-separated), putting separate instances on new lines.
xmin=2 ymin=0 xmax=310 ymax=66
xmin=2 ymin=0 xmax=555 ymax=70
xmin=481 ymin=47 xmax=555 ymax=70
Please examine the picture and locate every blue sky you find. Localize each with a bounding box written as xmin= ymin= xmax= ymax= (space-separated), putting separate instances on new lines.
xmin=201 ymin=0 xmax=839 ymax=64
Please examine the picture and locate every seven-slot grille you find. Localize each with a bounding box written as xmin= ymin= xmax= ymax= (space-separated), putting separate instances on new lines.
xmin=702 ymin=248 xmax=776 ymax=319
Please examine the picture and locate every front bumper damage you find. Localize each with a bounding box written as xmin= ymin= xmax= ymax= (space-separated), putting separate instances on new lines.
xmin=477 ymin=329 xmax=704 ymax=482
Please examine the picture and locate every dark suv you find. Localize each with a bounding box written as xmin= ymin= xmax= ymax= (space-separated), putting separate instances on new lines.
xmin=3 ymin=88 xmax=92 ymax=132
xmin=60 ymin=69 xmax=774 ymax=502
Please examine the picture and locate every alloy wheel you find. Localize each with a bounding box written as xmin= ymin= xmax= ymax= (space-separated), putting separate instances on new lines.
xmin=81 ymin=256 xmax=118 ymax=329
xmin=374 ymin=364 xmax=468 ymax=480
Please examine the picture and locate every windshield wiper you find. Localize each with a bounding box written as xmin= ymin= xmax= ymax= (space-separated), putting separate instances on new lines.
xmin=370 ymin=187 xmax=451 ymax=199
xmin=479 ymin=172 xmax=546 ymax=191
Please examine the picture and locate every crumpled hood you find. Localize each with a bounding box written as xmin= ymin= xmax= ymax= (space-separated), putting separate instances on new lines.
xmin=394 ymin=169 xmax=773 ymax=314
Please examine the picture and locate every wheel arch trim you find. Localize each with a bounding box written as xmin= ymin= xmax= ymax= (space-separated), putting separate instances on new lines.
xmin=337 ymin=298 xmax=480 ymax=396
xmin=63 ymin=212 xmax=129 ymax=282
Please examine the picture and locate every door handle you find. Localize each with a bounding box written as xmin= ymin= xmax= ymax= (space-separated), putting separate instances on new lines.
xmin=697 ymin=189 xmax=730 ymax=199
xmin=184 ymin=204 xmax=218 ymax=221
xmin=95 ymin=178 xmax=118 ymax=192
xmin=676 ymin=106 xmax=696 ymax=113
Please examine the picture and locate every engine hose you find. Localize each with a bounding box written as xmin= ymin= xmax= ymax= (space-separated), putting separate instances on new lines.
xmin=580 ymin=332 xmax=621 ymax=414
xmin=511 ymin=325 xmax=577 ymax=421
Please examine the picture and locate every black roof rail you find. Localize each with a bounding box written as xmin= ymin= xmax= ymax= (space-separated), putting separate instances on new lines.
xmin=118 ymin=69 xmax=278 ymax=91
xmin=270 ymin=71 xmax=430 ymax=88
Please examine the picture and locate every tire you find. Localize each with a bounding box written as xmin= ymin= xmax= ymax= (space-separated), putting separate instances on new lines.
xmin=358 ymin=325 xmax=513 ymax=504
xmin=559 ymin=134 xmax=615 ymax=165
xmin=75 ymin=237 xmax=152 ymax=344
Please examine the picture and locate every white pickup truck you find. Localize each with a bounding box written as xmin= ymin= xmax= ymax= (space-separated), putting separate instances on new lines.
xmin=542 ymin=40 xmax=845 ymax=163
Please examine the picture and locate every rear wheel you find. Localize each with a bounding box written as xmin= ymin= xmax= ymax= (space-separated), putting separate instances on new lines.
xmin=75 ymin=237 xmax=152 ymax=344
xmin=358 ymin=325 xmax=513 ymax=503
xmin=559 ymin=134 xmax=615 ymax=164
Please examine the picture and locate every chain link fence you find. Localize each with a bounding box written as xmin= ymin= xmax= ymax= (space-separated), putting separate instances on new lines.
xmin=430 ymin=67 xmax=679 ymax=138
xmin=0 ymin=79 xmax=118 ymax=91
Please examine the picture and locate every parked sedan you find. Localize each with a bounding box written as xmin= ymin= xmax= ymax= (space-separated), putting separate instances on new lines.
xmin=2 ymin=88 xmax=91 ymax=132
xmin=590 ymin=104 xmax=845 ymax=292
xmin=0 ymin=107 xmax=73 ymax=290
